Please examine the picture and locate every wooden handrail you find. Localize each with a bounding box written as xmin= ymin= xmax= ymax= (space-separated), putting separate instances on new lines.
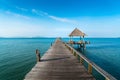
xmin=64 ymin=43 xmax=117 ymax=80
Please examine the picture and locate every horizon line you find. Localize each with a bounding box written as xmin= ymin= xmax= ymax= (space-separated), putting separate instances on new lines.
xmin=0 ymin=36 xmax=119 ymax=38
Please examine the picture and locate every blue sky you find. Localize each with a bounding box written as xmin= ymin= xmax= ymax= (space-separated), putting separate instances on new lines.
xmin=0 ymin=0 xmax=120 ymax=37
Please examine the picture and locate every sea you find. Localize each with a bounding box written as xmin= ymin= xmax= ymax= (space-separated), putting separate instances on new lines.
xmin=0 ymin=38 xmax=120 ymax=80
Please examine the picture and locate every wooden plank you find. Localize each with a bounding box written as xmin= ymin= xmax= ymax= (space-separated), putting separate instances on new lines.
xmin=24 ymin=39 xmax=95 ymax=80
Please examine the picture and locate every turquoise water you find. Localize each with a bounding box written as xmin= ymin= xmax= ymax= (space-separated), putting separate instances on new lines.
xmin=63 ymin=38 xmax=120 ymax=80
xmin=0 ymin=38 xmax=55 ymax=80
xmin=0 ymin=38 xmax=120 ymax=80
xmin=84 ymin=38 xmax=120 ymax=80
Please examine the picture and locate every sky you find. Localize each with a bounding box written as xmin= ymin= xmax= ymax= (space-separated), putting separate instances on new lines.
xmin=0 ymin=0 xmax=120 ymax=37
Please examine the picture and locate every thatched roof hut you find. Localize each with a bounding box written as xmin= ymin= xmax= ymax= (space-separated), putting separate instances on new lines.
xmin=68 ymin=28 xmax=89 ymax=49
xmin=69 ymin=28 xmax=86 ymax=37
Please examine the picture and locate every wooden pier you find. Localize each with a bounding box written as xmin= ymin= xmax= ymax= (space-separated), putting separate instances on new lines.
xmin=24 ymin=39 xmax=95 ymax=80
xmin=24 ymin=39 xmax=117 ymax=80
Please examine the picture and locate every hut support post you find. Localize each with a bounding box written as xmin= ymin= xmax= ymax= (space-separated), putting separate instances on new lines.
xmin=78 ymin=44 xmax=79 ymax=48
xmin=80 ymin=36 xmax=82 ymax=41
xmin=70 ymin=36 xmax=71 ymax=41
xmin=70 ymin=36 xmax=72 ymax=42
xmin=36 ymin=49 xmax=41 ymax=62
xmin=83 ymin=44 xmax=86 ymax=49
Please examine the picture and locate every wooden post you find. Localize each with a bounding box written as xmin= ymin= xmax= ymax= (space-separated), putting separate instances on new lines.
xmin=71 ymin=49 xmax=73 ymax=54
xmin=80 ymin=57 xmax=84 ymax=64
xmin=70 ymin=36 xmax=71 ymax=41
xmin=105 ymin=77 xmax=110 ymax=80
xmin=80 ymin=36 xmax=81 ymax=40
xmin=77 ymin=55 xmax=80 ymax=62
xmin=75 ymin=53 xmax=78 ymax=57
xmin=88 ymin=63 xmax=92 ymax=74
xmin=74 ymin=52 xmax=76 ymax=56
xmin=72 ymin=49 xmax=74 ymax=54
xmin=35 ymin=49 xmax=40 ymax=62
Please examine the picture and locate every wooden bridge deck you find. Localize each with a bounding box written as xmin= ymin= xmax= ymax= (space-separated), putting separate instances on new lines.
xmin=24 ymin=39 xmax=95 ymax=80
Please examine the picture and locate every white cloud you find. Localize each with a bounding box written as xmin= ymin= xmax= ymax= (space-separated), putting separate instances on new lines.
xmin=48 ymin=15 xmax=77 ymax=23
xmin=32 ymin=9 xmax=48 ymax=16
xmin=16 ymin=6 xmax=28 ymax=11
xmin=5 ymin=11 xmax=30 ymax=19
xmin=31 ymin=9 xmax=78 ymax=24
xmin=32 ymin=9 xmax=38 ymax=14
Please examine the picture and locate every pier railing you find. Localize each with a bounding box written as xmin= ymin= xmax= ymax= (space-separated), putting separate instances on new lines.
xmin=64 ymin=42 xmax=117 ymax=80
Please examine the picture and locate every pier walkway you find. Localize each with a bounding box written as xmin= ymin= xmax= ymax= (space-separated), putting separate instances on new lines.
xmin=24 ymin=39 xmax=95 ymax=80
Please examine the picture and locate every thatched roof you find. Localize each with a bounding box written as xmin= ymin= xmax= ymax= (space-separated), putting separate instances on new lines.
xmin=69 ymin=28 xmax=86 ymax=37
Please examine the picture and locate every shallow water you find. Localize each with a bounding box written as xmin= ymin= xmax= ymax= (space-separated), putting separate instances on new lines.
xmin=0 ymin=38 xmax=55 ymax=80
